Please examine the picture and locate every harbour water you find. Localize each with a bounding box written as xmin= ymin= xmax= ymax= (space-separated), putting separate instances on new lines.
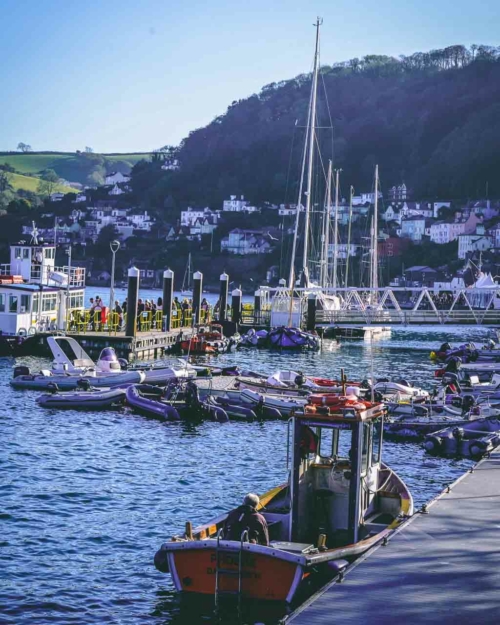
xmin=0 ymin=326 xmax=489 ymax=624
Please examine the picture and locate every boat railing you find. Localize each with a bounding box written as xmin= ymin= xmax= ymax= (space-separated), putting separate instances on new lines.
xmin=29 ymin=265 xmax=86 ymax=287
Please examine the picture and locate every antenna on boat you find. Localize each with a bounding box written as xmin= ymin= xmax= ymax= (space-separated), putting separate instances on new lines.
xmin=31 ymin=221 xmax=39 ymax=245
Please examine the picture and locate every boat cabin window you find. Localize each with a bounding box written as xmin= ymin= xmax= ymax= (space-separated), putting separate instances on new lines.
xmin=0 ymin=294 xmax=5 ymax=313
xmin=32 ymin=294 xmax=39 ymax=314
xmin=372 ymin=421 xmax=382 ymax=465
xmin=9 ymin=295 xmax=18 ymax=314
xmin=20 ymin=295 xmax=30 ymax=313
xmin=319 ymin=428 xmax=336 ymax=459
xmin=42 ymin=293 xmax=57 ymax=312
xmin=23 ymin=248 xmax=30 ymax=259
xmin=14 ymin=247 xmax=21 ymax=259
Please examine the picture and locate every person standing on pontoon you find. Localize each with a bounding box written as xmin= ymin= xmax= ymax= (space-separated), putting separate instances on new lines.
xmin=223 ymin=493 xmax=269 ymax=546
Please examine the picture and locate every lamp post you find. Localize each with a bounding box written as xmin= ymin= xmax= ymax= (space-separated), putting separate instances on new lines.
xmin=109 ymin=240 xmax=120 ymax=314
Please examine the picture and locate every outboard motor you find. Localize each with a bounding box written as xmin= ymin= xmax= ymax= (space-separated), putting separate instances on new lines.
xmin=13 ymin=365 xmax=30 ymax=378
xmin=461 ymin=394 xmax=475 ymax=415
xmin=445 ymin=357 xmax=461 ymax=374
xmin=96 ymin=347 xmax=121 ymax=373
xmin=118 ymin=358 xmax=128 ymax=370
xmin=46 ymin=383 xmax=59 ymax=394
xmin=452 ymin=427 xmax=464 ymax=442
xmin=77 ymin=379 xmax=91 ymax=391
xmin=440 ymin=342 xmax=452 ymax=353
xmin=295 ymin=372 xmax=306 ymax=387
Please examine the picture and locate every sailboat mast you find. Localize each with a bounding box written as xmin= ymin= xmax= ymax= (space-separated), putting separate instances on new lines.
xmin=320 ymin=160 xmax=332 ymax=288
xmin=301 ymin=17 xmax=322 ymax=287
xmin=332 ymin=168 xmax=340 ymax=291
xmin=345 ymin=185 xmax=354 ymax=288
xmin=288 ymin=123 xmax=310 ymax=289
xmin=371 ymin=165 xmax=379 ymax=300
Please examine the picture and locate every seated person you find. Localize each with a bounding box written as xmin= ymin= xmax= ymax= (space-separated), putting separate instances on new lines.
xmin=223 ymin=493 xmax=269 ymax=546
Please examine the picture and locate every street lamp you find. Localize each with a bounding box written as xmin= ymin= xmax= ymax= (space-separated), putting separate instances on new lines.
xmin=109 ymin=240 xmax=120 ymax=313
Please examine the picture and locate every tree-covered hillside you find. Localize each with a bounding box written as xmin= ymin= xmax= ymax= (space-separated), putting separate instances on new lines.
xmin=161 ymin=44 xmax=500 ymax=207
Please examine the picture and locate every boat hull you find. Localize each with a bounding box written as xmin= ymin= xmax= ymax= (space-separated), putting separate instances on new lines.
xmin=164 ymin=543 xmax=303 ymax=602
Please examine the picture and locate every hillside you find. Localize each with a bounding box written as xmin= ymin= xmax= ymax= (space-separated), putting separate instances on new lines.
xmin=151 ymin=44 xmax=500 ymax=208
xmin=9 ymin=172 xmax=77 ymax=194
xmin=0 ymin=151 xmax=150 ymax=185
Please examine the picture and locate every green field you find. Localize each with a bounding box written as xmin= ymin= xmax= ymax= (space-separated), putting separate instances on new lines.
xmin=0 ymin=151 xmax=151 ymax=184
xmin=9 ymin=172 xmax=78 ymax=194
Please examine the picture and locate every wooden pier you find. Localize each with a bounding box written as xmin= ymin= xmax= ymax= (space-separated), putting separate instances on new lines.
xmin=32 ymin=328 xmax=193 ymax=361
xmin=287 ymin=447 xmax=500 ymax=625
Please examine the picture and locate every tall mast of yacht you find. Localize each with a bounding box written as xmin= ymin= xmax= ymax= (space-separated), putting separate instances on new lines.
xmin=320 ymin=159 xmax=332 ymax=288
xmin=371 ymin=165 xmax=379 ymax=302
xmin=300 ymin=17 xmax=322 ymax=287
xmin=345 ymin=185 xmax=354 ymax=287
xmin=332 ymin=168 xmax=340 ymax=290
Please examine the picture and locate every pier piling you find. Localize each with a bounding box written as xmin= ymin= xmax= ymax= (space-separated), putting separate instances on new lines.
xmin=193 ymin=271 xmax=203 ymax=324
xmin=218 ymin=272 xmax=229 ymax=323
xmin=231 ymin=287 xmax=242 ymax=326
xmin=254 ymin=289 xmax=262 ymax=325
xmin=307 ymin=292 xmax=317 ymax=332
xmin=162 ymin=269 xmax=174 ymax=332
xmin=125 ymin=266 xmax=140 ymax=337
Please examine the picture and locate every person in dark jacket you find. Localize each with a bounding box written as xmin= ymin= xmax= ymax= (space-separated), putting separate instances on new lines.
xmin=223 ymin=493 xmax=269 ymax=546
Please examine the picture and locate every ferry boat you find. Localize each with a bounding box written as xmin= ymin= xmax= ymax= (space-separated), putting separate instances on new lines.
xmin=154 ymin=398 xmax=413 ymax=603
xmin=0 ymin=225 xmax=86 ymax=352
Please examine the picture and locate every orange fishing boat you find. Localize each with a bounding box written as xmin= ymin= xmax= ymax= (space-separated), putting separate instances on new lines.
xmin=154 ymin=399 xmax=413 ymax=603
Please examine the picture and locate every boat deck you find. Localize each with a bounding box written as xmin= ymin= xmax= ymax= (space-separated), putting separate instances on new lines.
xmin=193 ymin=376 xmax=240 ymax=391
xmin=287 ymin=447 xmax=500 ymax=625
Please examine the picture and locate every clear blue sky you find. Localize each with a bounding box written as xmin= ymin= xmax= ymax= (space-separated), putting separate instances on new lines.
xmin=1 ymin=0 xmax=498 ymax=153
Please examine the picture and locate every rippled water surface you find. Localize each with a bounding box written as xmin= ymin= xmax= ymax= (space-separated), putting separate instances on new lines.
xmin=1 ymin=326 xmax=489 ymax=624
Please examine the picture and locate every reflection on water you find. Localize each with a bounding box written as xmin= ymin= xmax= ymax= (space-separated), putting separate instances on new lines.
xmin=0 ymin=327 xmax=483 ymax=624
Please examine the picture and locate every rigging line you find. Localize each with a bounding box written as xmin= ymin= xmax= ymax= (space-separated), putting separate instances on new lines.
xmin=320 ymin=66 xmax=335 ymax=164
xmin=284 ymin=119 xmax=298 ymax=205
xmin=288 ymin=41 xmax=317 ymax=289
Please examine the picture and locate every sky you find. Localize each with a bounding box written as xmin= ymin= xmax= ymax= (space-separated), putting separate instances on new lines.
xmin=1 ymin=0 xmax=499 ymax=153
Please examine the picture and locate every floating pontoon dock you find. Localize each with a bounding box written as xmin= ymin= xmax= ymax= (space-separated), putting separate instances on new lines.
xmin=287 ymin=447 xmax=500 ymax=625
xmin=29 ymin=328 xmax=193 ymax=361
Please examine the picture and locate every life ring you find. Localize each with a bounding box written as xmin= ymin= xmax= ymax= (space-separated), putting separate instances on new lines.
xmin=28 ymin=326 xmax=37 ymax=335
xmin=17 ymin=328 xmax=27 ymax=336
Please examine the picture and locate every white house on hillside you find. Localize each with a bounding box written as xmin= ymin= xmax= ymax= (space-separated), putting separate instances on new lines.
xmin=221 ymin=229 xmax=272 ymax=254
xmin=458 ymin=225 xmax=492 ymax=259
xmin=180 ymin=207 xmax=220 ymax=226
xmin=105 ymin=172 xmax=131 ymax=185
xmin=430 ymin=213 xmax=480 ymax=244
xmin=223 ymin=195 xmax=258 ymax=213
xmin=352 ymin=191 xmax=383 ymax=206
xmin=400 ymin=215 xmax=428 ymax=242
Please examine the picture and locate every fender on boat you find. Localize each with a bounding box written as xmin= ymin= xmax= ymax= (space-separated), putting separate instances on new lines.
xmin=424 ymin=435 xmax=443 ymax=454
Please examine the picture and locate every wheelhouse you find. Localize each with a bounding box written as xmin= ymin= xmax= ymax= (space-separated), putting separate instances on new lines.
xmin=289 ymin=404 xmax=388 ymax=547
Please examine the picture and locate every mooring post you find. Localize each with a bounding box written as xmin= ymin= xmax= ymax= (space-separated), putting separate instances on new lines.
xmin=193 ymin=271 xmax=203 ymax=324
xmin=254 ymin=289 xmax=262 ymax=325
xmin=307 ymin=292 xmax=317 ymax=332
xmin=231 ymin=287 xmax=242 ymax=325
xmin=218 ymin=272 xmax=229 ymax=322
xmin=162 ymin=268 xmax=174 ymax=332
xmin=125 ymin=266 xmax=140 ymax=337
